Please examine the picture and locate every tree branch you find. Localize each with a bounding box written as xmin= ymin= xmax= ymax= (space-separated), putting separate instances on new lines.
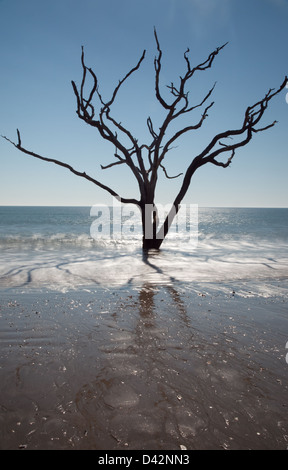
xmin=184 ymin=42 xmax=228 ymax=77
xmin=154 ymin=28 xmax=171 ymax=110
xmin=147 ymin=116 xmax=158 ymax=140
xmin=153 ymin=28 xmax=227 ymax=113
xmin=169 ymin=75 xmax=288 ymax=211
xmin=173 ymin=82 xmax=216 ymax=119
xmin=102 ymin=49 xmax=146 ymax=112
xmin=1 ymin=131 xmax=140 ymax=206
xmin=150 ymin=31 xmax=225 ymax=184
xmin=100 ymin=154 xmax=126 ymax=170
xmin=158 ymin=101 xmax=215 ymax=165
xmin=72 ymin=46 xmax=148 ymax=196
xmin=198 ymin=76 xmax=288 ymax=166
xmin=160 ymin=163 xmax=183 ymax=179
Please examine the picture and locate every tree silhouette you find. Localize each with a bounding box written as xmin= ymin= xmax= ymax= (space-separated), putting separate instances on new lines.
xmin=2 ymin=29 xmax=287 ymax=250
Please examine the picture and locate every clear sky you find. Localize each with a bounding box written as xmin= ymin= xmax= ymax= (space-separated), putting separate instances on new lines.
xmin=0 ymin=0 xmax=287 ymax=207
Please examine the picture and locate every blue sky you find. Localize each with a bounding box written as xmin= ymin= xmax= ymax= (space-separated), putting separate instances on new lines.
xmin=0 ymin=0 xmax=287 ymax=207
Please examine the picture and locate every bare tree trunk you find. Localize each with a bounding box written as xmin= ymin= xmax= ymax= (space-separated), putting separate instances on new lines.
xmin=140 ymin=195 xmax=162 ymax=251
xmin=140 ymin=199 xmax=180 ymax=251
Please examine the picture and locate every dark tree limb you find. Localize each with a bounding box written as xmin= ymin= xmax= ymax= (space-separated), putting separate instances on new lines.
xmin=177 ymin=76 xmax=287 ymax=203
xmin=199 ymin=77 xmax=288 ymax=166
xmin=159 ymin=101 xmax=215 ymax=166
xmin=100 ymin=156 xmax=125 ymax=170
xmin=2 ymin=131 xmax=140 ymax=206
xmin=102 ymin=49 xmax=146 ymax=112
xmin=173 ymin=82 xmax=216 ymax=119
xmin=147 ymin=116 xmax=158 ymax=141
xmin=150 ymin=31 xmax=227 ymax=184
xmin=71 ymin=46 xmax=148 ymax=198
xmin=154 ymin=27 xmax=227 ymax=111
xmin=154 ymin=28 xmax=171 ymax=110
xmin=160 ymin=163 xmax=183 ymax=179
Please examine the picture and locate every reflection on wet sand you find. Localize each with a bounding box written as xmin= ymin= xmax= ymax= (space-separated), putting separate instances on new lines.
xmin=74 ymin=283 xmax=192 ymax=450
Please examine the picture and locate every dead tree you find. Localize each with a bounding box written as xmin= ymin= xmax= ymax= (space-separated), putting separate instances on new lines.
xmin=2 ymin=29 xmax=287 ymax=250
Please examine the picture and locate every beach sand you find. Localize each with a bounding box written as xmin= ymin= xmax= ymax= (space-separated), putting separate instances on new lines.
xmin=0 ymin=280 xmax=287 ymax=450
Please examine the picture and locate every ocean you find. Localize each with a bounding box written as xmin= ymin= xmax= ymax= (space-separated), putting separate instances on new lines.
xmin=1 ymin=206 xmax=288 ymax=293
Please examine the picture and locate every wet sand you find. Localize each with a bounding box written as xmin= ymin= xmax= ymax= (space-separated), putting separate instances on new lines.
xmin=0 ymin=281 xmax=287 ymax=450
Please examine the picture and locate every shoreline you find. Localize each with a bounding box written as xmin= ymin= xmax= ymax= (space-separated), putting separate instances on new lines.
xmin=0 ymin=279 xmax=287 ymax=450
